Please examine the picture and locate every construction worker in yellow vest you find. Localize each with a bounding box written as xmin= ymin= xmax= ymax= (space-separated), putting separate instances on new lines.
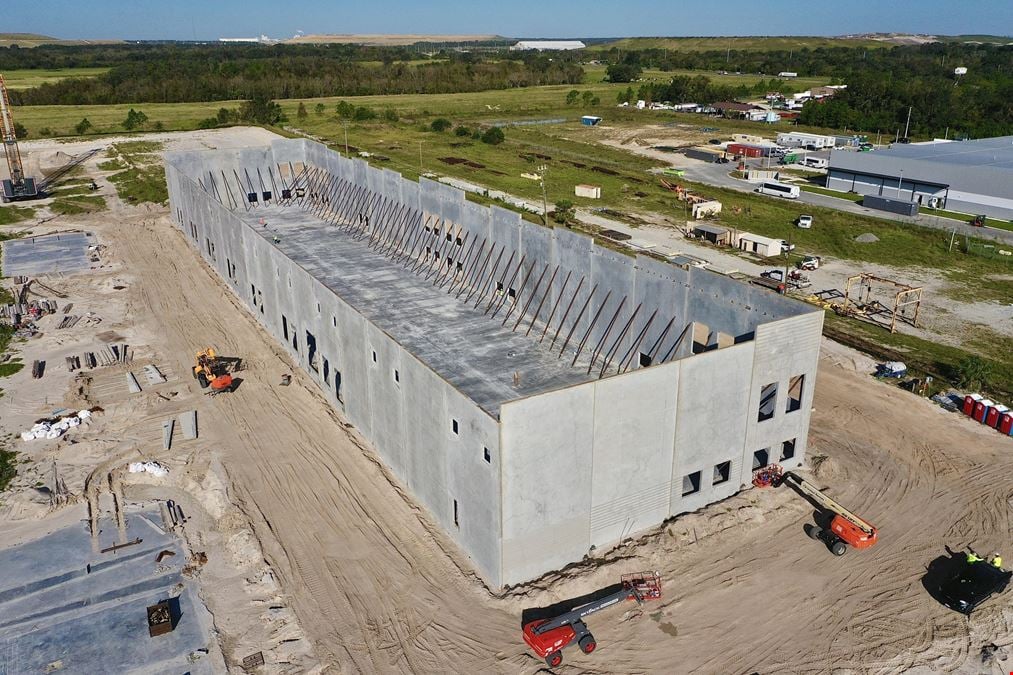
xmin=989 ymin=552 xmax=1003 ymax=569
xmin=966 ymin=550 xmax=984 ymax=564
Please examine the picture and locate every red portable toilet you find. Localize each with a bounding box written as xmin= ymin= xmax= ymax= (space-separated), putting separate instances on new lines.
xmin=964 ymin=393 xmax=982 ymax=416
xmin=1000 ymin=413 xmax=1013 ymax=436
xmin=973 ymin=399 xmax=993 ymax=423
xmin=987 ymin=405 xmax=1009 ymax=429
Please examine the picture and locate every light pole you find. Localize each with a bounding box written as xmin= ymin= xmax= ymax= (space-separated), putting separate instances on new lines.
xmin=343 ymin=120 xmax=349 ymax=156
xmin=419 ymin=141 xmax=424 ymax=176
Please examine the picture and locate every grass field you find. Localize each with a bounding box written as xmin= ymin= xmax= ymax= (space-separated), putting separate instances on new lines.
xmin=0 ymin=33 xmax=121 ymax=48
xmin=582 ymin=65 xmax=829 ymax=90
xmin=590 ymin=36 xmax=892 ymax=52
xmin=2 ymin=67 xmax=110 ymax=90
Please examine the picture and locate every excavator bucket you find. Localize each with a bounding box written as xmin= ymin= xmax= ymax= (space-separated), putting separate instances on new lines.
xmin=210 ymin=374 xmax=233 ymax=393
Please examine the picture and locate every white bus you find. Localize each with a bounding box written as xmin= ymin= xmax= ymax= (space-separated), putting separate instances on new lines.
xmin=756 ymin=181 xmax=800 ymax=199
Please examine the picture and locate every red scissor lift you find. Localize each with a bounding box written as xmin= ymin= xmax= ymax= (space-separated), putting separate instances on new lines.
xmin=522 ymin=571 xmax=662 ymax=667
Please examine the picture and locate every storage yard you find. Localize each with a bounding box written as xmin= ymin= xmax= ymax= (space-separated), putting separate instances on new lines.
xmin=0 ymin=128 xmax=1010 ymax=673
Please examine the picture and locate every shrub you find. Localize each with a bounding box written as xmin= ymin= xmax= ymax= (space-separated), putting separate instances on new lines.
xmin=480 ymin=126 xmax=505 ymax=145
xmin=430 ymin=118 xmax=452 ymax=132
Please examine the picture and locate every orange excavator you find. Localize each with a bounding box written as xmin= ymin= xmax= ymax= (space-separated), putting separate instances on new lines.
xmin=753 ymin=464 xmax=878 ymax=556
xmin=193 ymin=348 xmax=235 ymax=395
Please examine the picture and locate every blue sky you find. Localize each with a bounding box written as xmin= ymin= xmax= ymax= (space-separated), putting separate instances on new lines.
xmin=8 ymin=0 xmax=1013 ymax=41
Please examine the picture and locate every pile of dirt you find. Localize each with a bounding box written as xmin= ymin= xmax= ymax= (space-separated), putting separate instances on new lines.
xmin=855 ymin=232 xmax=880 ymax=243
xmin=439 ymin=157 xmax=486 ymax=169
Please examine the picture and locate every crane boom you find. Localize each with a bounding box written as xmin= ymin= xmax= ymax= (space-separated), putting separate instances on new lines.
xmin=782 ymin=471 xmax=875 ymax=535
xmin=0 ymin=75 xmax=25 ymax=185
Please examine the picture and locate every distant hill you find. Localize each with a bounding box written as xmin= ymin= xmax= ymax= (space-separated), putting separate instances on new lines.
xmin=0 ymin=33 xmax=123 ymax=47
xmin=591 ymin=34 xmax=1013 ymax=51
xmin=589 ymin=36 xmax=896 ymax=51
xmin=285 ymin=34 xmax=504 ymax=47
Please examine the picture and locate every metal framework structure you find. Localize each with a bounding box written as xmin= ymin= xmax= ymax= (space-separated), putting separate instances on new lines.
xmin=841 ymin=273 xmax=923 ymax=333
xmin=0 ymin=74 xmax=38 ymax=201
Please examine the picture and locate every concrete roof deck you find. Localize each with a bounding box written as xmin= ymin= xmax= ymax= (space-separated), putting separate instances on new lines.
xmin=247 ymin=206 xmax=597 ymax=416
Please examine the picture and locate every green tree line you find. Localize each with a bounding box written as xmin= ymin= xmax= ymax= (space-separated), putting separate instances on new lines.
xmin=7 ymin=51 xmax=583 ymax=105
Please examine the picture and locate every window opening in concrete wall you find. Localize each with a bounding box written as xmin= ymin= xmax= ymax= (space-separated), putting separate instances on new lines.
xmin=781 ymin=439 xmax=796 ymax=461
xmin=263 ymin=190 xmax=272 ymax=201
xmin=251 ymin=284 xmax=256 ymax=298
xmin=508 ymin=287 xmax=517 ymax=299
xmin=332 ymin=316 xmax=337 ymax=327
xmin=306 ymin=330 xmax=318 ymax=372
xmin=335 ymin=370 xmax=343 ymax=403
xmin=292 ymin=333 xmax=298 ymax=351
xmin=786 ymin=375 xmax=804 ymax=413
xmin=247 ymin=192 xmax=257 ymax=203
xmin=753 ymin=448 xmax=769 ymax=470
xmin=456 ymin=236 xmax=463 ymax=246
xmin=281 ymin=188 xmax=291 ymax=199
xmin=446 ymin=232 xmax=453 ymax=242
xmin=484 ymin=447 xmax=491 ymax=463
xmin=682 ymin=471 xmax=701 ymax=496
xmin=282 ymin=315 xmax=289 ymax=341
xmin=639 ymin=353 xmax=653 ymax=367
xmin=713 ymin=461 xmax=731 ymax=485
xmin=394 ymin=369 xmax=400 ymax=384
xmin=758 ymin=382 xmax=777 ymax=421
xmin=323 ymin=357 xmax=330 ymax=384
xmin=453 ymin=499 xmax=459 ymax=527
xmin=371 ymin=350 xmax=377 ymax=364
xmin=316 ymin=302 xmax=321 ymax=314
xmin=452 ymin=419 xmax=459 ymax=435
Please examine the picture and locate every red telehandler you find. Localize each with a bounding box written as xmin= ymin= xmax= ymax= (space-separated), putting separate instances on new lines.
xmin=522 ymin=571 xmax=662 ymax=667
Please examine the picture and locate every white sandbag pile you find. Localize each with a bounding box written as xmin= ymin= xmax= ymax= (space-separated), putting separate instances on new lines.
xmin=20 ymin=410 xmax=93 ymax=442
xmin=127 ymin=461 xmax=169 ymax=478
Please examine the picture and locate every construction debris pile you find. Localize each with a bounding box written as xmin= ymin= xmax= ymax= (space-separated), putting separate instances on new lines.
xmin=660 ymin=179 xmax=722 ymax=219
xmin=20 ymin=409 xmax=93 ymax=441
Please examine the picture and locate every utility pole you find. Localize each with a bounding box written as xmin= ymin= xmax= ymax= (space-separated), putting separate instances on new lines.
xmin=342 ymin=120 xmax=349 ymax=155
xmin=419 ymin=141 xmax=424 ymax=176
xmin=538 ymin=165 xmax=549 ymax=225
xmin=903 ymin=106 xmax=912 ymax=140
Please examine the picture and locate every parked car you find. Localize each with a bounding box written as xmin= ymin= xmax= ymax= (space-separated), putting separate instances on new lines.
xmin=713 ymin=156 xmax=730 ymax=164
xmin=796 ymin=214 xmax=814 ymax=229
xmin=937 ymin=559 xmax=1012 ymax=615
xmin=779 ymin=240 xmax=796 ymax=253
xmin=798 ymin=255 xmax=822 ymax=271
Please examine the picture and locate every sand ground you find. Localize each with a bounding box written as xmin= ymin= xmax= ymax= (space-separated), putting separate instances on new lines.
xmin=1 ymin=129 xmax=1012 ymax=674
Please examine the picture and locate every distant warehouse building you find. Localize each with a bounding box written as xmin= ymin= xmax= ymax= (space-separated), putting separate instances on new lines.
xmin=827 ymin=136 xmax=1013 ymax=220
xmin=510 ymin=40 xmax=586 ymax=51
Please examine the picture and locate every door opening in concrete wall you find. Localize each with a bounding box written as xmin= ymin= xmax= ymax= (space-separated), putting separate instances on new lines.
xmin=758 ymin=382 xmax=778 ymax=421
xmin=639 ymin=352 xmax=653 ymax=367
xmin=780 ymin=438 xmax=796 ymax=461
xmin=484 ymin=447 xmax=491 ymax=463
xmin=282 ymin=315 xmax=289 ymax=341
xmin=453 ymin=499 xmax=459 ymax=527
xmin=786 ymin=375 xmax=804 ymax=413
xmin=306 ymin=330 xmax=318 ymax=372
xmin=682 ymin=471 xmax=701 ymax=496
xmin=713 ymin=461 xmax=731 ymax=485
xmin=752 ymin=449 xmax=769 ymax=470
xmin=335 ymin=370 xmax=343 ymax=403
xmin=323 ymin=357 xmax=330 ymax=384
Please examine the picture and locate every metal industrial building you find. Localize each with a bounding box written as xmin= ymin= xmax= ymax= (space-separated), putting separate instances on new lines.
xmin=827 ymin=136 xmax=1013 ymax=220
xmin=509 ymin=40 xmax=586 ymax=51
xmin=165 ymin=138 xmax=822 ymax=587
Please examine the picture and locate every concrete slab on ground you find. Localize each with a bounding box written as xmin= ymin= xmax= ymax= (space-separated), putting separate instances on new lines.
xmin=0 ymin=505 xmax=218 ymax=674
xmin=1 ymin=232 xmax=95 ymax=277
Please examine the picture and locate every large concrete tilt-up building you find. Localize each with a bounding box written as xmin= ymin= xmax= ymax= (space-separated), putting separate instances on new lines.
xmin=165 ymin=138 xmax=822 ymax=587
xmin=827 ymin=136 xmax=1013 ymax=220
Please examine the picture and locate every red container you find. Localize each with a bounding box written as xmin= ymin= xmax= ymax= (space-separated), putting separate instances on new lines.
xmin=1000 ymin=413 xmax=1013 ymax=436
xmin=963 ymin=395 xmax=976 ymax=416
